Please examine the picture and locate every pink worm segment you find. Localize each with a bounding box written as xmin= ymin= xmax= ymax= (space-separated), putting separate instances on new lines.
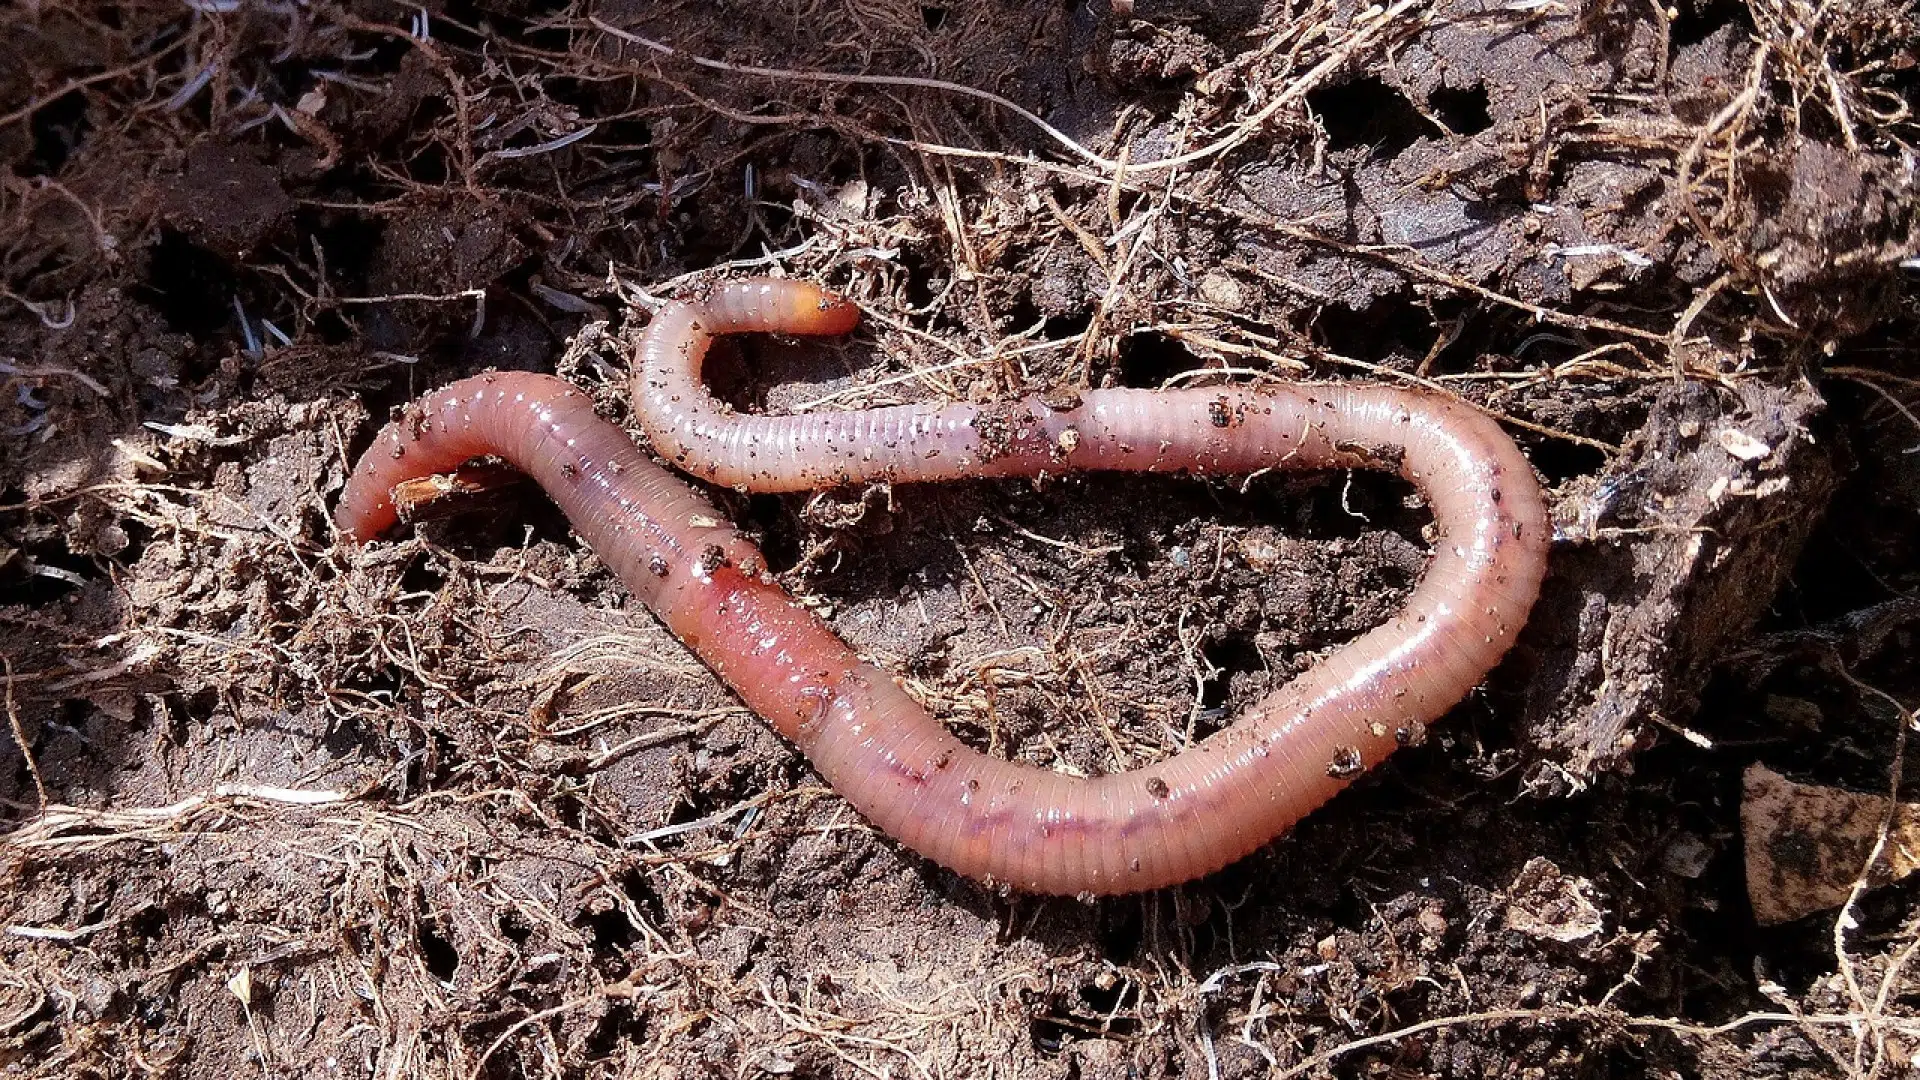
xmin=338 ymin=278 xmax=1550 ymax=896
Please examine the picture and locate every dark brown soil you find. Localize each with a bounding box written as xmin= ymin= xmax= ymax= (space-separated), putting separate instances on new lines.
xmin=3 ymin=1 xmax=1919 ymax=1077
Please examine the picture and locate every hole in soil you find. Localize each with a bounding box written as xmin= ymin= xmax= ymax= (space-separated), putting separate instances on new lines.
xmin=419 ymin=917 xmax=460 ymax=982
xmin=922 ymin=5 xmax=948 ymax=31
xmin=1096 ymin=902 xmax=1144 ymax=963
xmin=572 ymin=113 xmax=653 ymax=175
xmin=25 ymin=90 xmax=88 ymax=176
xmin=135 ymin=228 xmax=238 ymax=338
xmin=665 ymin=792 xmax=713 ymax=830
xmin=752 ymin=199 xmax=800 ymax=243
xmin=584 ymin=870 xmax=667 ymax=954
xmin=262 ymin=55 xmax=325 ymax=110
xmin=1198 ymin=632 xmax=1263 ymax=718
xmin=547 ymin=79 xmax=652 ymax=174
xmin=336 ymin=666 xmax=401 ymax=707
xmin=745 ymin=493 xmax=803 ymax=575
xmin=407 ymin=490 xmax=575 ymax=566
xmin=0 ymin=542 xmax=92 ymax=606
xmin=499 ymin=913 xmax=532 ymax=946
xmin=420 ymin=0 xmax=489 ymax=50
xmin=298 ymin=206 xmax=385 ymax=304
xmin=1670 ymin=0 xmax=1753 ymax=50
xmin=324 ymin=672 xmax=395 ymax=754
xmin=405 ymin=139 xmax=453 ymax=187
xmin=1029 ymin=992 xmax=1141 ymax=1055
xmin=397 ymin=554 xmax=449 ymax=596
xmin=902 ymin=262 xmax=943 ymax=313
xmin=114 ymin=518 xmax=154 ymax=571
xmin=1043 ymin=310 xmax=1093 ymax=341
xmin=620 ymin=868 xmax=667 ymax=929
xmin=125 ymin=903 xmax=168 ymax=945
xmin=1238 ymin=467 xmax=1422 ymax=550
xmin=154 ymin=692 xmax=191 ymax=745
xmin=1759 ymin=389 xmax=1915 ymax=629
xmin=585 ymin=903 xmax=634 ymax=953
xmin=491 ymin=0 xmax=576 ymax=51
xmin=1431 ymin=83 xmax=1493 ymax=137
xmin=1523 ymin=438 xmax=1606 ymax=486
xmin=1115 ymin=332 xmax=1205 ymax=388
xmin=696 ymin=339 xmax=758 ymax=413
xmin=1004 ymin=293 xmax=1044 ymax=337
xmin=583 ymin=1004 xmax=648 ymax=1058
xmin=1313 ymin=468 xmax=1416 ymax=529
xmin=1078 ymin=978 xmax=1138 ymax=1020
xmin=418 ymin=730 xmax=457 ymax=789
xmin=1313 ymin=292 xmax=1426 ymax=365
xmin=360 ymin=32 xmax=413 ymax=73
xmin=1309 ymin=76 xmax=1440 ymax=157
xmin=1028 ymin=1011 xmax=1072 ymax=1056
xmin=1765 ymin=519 xmax=1894 ymax=632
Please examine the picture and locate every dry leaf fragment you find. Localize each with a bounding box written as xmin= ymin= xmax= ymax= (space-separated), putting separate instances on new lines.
xmin=1504 ymin=856 xmax=1604 ymax=943
xmin=1741 ymin=764 xmax=1920 ymax=926
xmin=226 ymin=966 xmax=252 ymax=1006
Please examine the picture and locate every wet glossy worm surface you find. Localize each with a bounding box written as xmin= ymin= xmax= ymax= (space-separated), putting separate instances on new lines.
xmin=338 ymin=278 xmax=1551 ymax=895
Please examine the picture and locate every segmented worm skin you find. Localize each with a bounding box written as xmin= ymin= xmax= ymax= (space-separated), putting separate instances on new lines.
xmin=338 ymin=278 xmax=1550 ymax=896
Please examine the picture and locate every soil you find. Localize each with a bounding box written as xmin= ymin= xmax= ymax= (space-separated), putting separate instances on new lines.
xmin=2 ymin=1 xmax=1918 ymax=1077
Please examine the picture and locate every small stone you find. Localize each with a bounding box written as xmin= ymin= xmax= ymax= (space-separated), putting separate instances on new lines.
xmin=1662 ymin=833 xmax=1714 ymax=879
xmin=1198 ymin=271 xmax=1246 ymax=311
xmin=1716 ymin=427 xmax=1772 ymax=462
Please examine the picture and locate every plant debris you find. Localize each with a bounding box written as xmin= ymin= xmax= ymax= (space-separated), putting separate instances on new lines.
xmin=1743 ymin=763 xmax=1920 ymax=927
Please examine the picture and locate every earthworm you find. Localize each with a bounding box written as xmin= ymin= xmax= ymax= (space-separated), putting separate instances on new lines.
xmin=338 ymin=278 xmax=1550 ymax=895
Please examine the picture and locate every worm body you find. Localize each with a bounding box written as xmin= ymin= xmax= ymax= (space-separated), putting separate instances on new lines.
xmin=338 ymin=278 xmax=1550 ymax=895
